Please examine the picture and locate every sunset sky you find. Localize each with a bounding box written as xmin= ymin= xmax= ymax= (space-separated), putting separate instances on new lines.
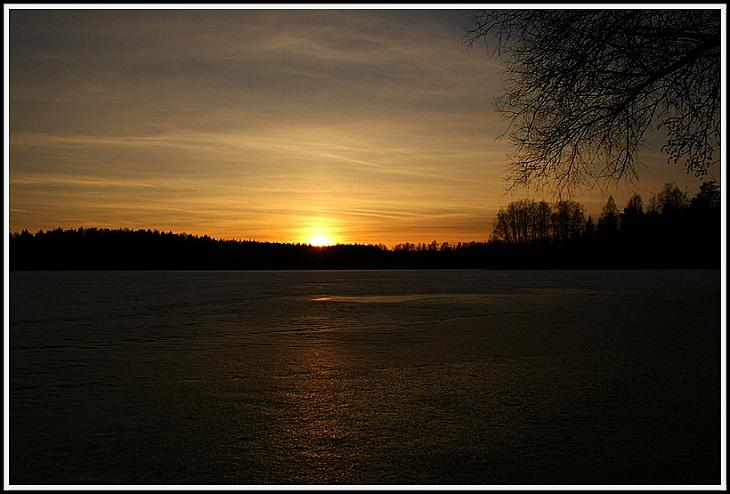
xmin=9 ymin=8 xmax=717 ymax=246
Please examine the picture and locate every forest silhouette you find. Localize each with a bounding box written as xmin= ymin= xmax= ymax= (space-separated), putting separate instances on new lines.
xmin=10 ymin=182 xmax=720 ymax=270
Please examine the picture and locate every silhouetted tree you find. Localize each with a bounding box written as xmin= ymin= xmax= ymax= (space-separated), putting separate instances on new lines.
xmin=620 ymin=193 xmax=645 ymax=238
xmin=550 ymin=200 xmax=585 ymax=245
xmin=465 ymin=9 xmax=721 ymax=192
xmin=690 ymin=180 xmax=721 ymax=212
xmin=532 ymin=200 xmax=552 ymax=243
xmin=623 ymin=193 xmax=644 ymax=216
xmin=584 ymin=216 xmax=596 ymax=239
xmin=492 ymin=198 xmax=587 ymax=246
xmin=649 ymin=183 xmax=689 ymax=217
xmin=492 ymin=199 xmax=553 ymax=244
xmin=597 ymin=195 xmax=620 ymax=241
xmin=687 ymin=180 xmax=721 ymax=261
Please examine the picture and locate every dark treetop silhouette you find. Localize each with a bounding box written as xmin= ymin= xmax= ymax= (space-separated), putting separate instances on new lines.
xmin=465 ymin=9 xmax=721 ymax=194
xmin=10 ymin=182 xmax=720 ymax=270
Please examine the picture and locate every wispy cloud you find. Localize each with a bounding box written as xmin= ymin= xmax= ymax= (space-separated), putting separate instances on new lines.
xmin=9 ymin=9 xmax=709 ymax=244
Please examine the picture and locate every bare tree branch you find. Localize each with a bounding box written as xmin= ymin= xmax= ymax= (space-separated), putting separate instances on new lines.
xmin=464 ymin=9 xmax=721 ymax=193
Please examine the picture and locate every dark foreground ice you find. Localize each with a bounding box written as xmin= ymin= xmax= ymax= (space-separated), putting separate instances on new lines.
xmin=9 ymin=269 xmax=721 ymax=485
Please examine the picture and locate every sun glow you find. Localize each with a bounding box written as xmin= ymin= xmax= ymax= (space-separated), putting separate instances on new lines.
xmin=300 ymin=220 xmax=339 ymax=247
xmin=308 ymin=234 xmax=334 ymax=247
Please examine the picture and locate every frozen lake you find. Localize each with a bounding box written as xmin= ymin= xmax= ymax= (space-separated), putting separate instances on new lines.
xmin=9 ymin=269 xmax=721 ymax=484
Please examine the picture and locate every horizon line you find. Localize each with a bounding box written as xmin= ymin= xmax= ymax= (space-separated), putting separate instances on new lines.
xmin=8 ymin=226 xmax=490 ymax=249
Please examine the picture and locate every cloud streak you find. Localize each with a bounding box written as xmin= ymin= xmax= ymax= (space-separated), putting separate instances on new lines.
xmin=9 ymin=9 xmax=712 ymax=245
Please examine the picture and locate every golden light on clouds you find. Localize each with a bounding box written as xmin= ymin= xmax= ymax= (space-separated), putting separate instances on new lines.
xmin=8 ymin=9 xmax=716 ymax=246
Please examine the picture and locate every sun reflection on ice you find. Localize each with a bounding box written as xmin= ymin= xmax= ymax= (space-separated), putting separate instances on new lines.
xmin=276 ymin=310 xmax=356 ymax=474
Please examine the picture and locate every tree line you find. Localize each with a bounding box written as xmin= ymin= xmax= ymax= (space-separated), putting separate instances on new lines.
xmin=10 ymin=181 xmax=720 ymax=270
xmin=490 ymin=181 xmax=720 ymax=267
xmin=9 ymin=230 xmax=492 ymax=270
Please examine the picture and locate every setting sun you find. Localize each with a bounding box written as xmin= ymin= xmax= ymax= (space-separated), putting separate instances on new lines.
xmin=308 ymin=234 xmax=334 ymax=247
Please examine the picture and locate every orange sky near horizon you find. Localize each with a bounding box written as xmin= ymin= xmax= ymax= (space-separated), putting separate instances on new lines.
xmin=8 ymin=9 xmax=720 ymax=247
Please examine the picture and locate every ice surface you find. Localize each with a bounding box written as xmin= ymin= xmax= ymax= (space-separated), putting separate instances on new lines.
xmin=9 ymin=269 xmax=721 ymax=484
